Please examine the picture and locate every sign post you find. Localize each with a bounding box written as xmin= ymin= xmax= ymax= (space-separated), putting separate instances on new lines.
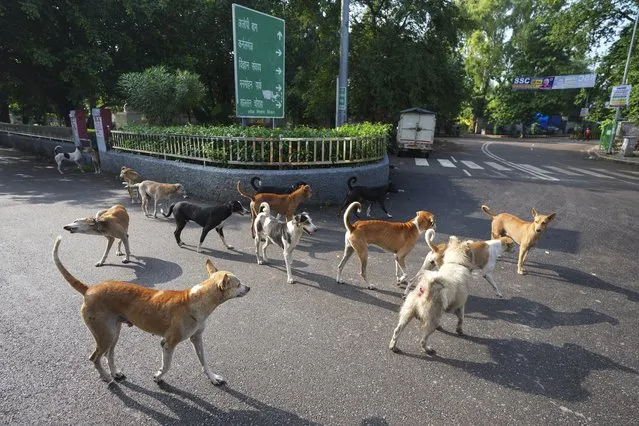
xmin=232 ymin=4 xmax=285 ymax=119
xmin=69 ymin=110 xmax=89 ymax=148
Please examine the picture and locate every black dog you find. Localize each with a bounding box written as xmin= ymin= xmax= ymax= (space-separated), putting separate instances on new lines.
xmin=251 ymin=176 xmax=307 ymax=194
xmin=162 ymin=200 xmax=249 ymax=252
xmin=339 ymin=176 xmax=399 ymax=218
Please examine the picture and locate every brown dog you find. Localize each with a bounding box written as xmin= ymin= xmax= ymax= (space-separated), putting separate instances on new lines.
xmin=63 ymin=204 xmax=131 ymax=266
xmin=481 ymin=204 xmax=556 ymax=275
xmin=132 ymin=180 xmax=188 ymax=218
xmin=237 ymin=180 xmax=312 ymax=237
xmin=119 ymin=166 xmax=143 ymax=203
xmin=336 ymin=201 xmax=436 ymax=289
xmin=53 ymin=236 xmax=250 ymax=385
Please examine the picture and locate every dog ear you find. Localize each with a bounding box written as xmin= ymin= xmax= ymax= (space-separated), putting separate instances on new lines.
xmin=217 ymin=273 xmax=230 ymax=291
xmin=531 ymin=207 xmax=538 ymax=217
xmin=205 ymin=259 xmax=218 ymax=276
xmin=547 ymin=212 xmax=557 ymax=222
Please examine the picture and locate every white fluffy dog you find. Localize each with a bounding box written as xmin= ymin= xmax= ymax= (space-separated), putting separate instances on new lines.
xmin=389 ymin=236 xmax=473 ymax=355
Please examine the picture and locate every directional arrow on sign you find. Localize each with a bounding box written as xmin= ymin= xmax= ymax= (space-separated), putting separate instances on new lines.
xmin=275 ymin=101 xmax=282 ymax=108
xmin=276 ymin=84 xmax=282 ymax=91
xmin=275 ymin=49 xmax=282 ymax=56
xmin=277 ymin=31 xmax=283 ymax=40
xmin=276 ymin=67 xmax=282 ymax=75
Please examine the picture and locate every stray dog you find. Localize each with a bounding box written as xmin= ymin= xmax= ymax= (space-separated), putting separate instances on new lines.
xmin=253 ymin=202 xmax=318 ymax=284
xmin=237 ymin=180 xmax=312 ymax=237
xmin=62 ymin=204 xmax=131 ymax=266
xmin=52 ymin=236 xmax=250 ymax=385
xmin=54 ymin=145 xmax=85 ymax=174
xmin=131 ymin=180 xmax=188 ymax=218
xmin=336 ymin=201 xmax=436 ymax=289
xmin=251 ymin=176 xmax=307 ymax=194
xmin=406 ymin=229 xmax=514 ymax=297
xmin=389 ymin=236 xmax=473 ymax=354
xmin=162 ymin=200 xmax=249 ymax=253
xmin=119 ymin=166 xmax=143 ymax=203
xmin=481 ymin=205 xmax=556 ymax=275
xmin=340 ymin=176 xmax=400 ymax=218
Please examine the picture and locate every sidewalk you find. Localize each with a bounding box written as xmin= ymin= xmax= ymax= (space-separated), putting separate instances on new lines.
xmin=587 ymin=146 xmax=639 ymax=166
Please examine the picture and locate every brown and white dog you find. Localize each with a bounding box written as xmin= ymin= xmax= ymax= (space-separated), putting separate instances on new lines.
xmin=389 ymin=236 xmax=473 ymax=355
xmin=119 ymin=166 xmax=143 ymax=203
xmin=53 ymin=236 xmax=250 ymax=385
xmin=336 ymin=201 xmax=436 ymax=289
xmin=62 ymin=204 xmax=131 ymax=267
xmin=481 ymin=205 xmax=556 ymax=275
xmin=407 ymin=229 xmax=514 ymax=298
xmin=132 ymin=180 xmax=188 ymax=218
xmin=237 ymin=180 xmax=312 ymax=237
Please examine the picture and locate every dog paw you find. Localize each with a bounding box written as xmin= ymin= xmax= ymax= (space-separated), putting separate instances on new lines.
xmin=496 ymin=292 xmax=504 ymax=298
xmin=287 ymin=278 xmax=295 ymax=284
xmin=456 ymin=328 xmax=465 ymax=336
xmin=386 ymin=214 xmax=393 ymax=218
xmin=389 ymin=345 xmax=400 ymax=353
xmin=95 ymin=262 xmax=104 ymax=267
xmin=153 ymin=371 xmax=164 ymax=383
xmin=113 ymin=372 xmax=126 ymax=381
xmin=116 ymin=251 xmax=123 ymax=256
xmin=367 ymin=284 xmax=377 ymax=290
xmin=424 ymin=347 xmax=436 ymax=356
xmin=226 ymin=245 xmax=235 ymax=250
xmin=211 ymin=375 xmax=226 ymax=386
xmin=436 ymin=325 xmax=444 ymax=331
xmin=122 ymin=259 xmax=130 ymax=264
xmin=517 ymin=270 xmax=525 ymax=275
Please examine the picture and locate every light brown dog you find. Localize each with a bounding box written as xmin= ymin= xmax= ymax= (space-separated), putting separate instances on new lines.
xmin=63 ymin=204 xmax=131 ymax=266
xmin=481 ymin=204 xmax=556 ymax=275
xmin=336 ymin=201 xmax=436 ymax=289
xmin=119 ymin=166 xmax=143 ymax=203
xmin=52 ymin=236 xmax=250 ymax=385
xmin=132 ymin=180 xmax=188 ymax=218
xmin=389 ymin=236 xmax=473 ymax=355
xmin=237 ymin=180 xmax=312 ymax=237
xmin=408 ymin=229 xmax=514 ymax=297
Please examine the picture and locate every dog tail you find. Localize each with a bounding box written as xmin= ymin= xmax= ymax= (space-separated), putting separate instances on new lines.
xmin=52 ymin=236 xmax=89 ymax=296
xmin=343 ymin=201 xmax=361 ymax=233
xmin=425 ymin=228 xmax=438 ymax=252
xmin=258 ymin=201 xmax=270 ymax=215
xmin=237 ymin=180 xmax=254 ymax=201
xmin=251 ymin=176 xmax=261 ymax=191
xmin=481 ymin=204 xmax=497 ymax=217
xmin=347 ymin=176 xmax=357 ymax=190
xmin=54 ymin=145 xmax=63 ymax=154
xmin=162 ymin=203 xmax=176 ymax=218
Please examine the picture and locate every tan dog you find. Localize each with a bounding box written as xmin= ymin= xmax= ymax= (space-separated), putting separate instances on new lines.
xmin=63 ymin=204 xmax=131 ymax=266
xmin=119 ymin=166 xmax=143 ymax=203
xmin=336 ymin=201 xmax=436 ymax=289
xmin=132 ymin=180 xmax=188 ymax=218
xmin=237 ymin=180 xmax=312 ymax=237
xmin=52 ymin=236 xmax=250 ymax=385
xmin=481 ymin=205 xmax=556 ymax=275
xmin=389 ymin=236 xmax=473 ymax=355
xmin=408 ymin=229 xmax=514 ymax=297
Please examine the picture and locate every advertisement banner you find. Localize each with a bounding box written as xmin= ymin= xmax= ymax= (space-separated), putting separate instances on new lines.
xmin=609 ymin=85 xmax=632 ymax=107
xmin=552 ymin=74 xmax=596 ymax=89
xmin=512 ymin=76 xmax=554 ymax=90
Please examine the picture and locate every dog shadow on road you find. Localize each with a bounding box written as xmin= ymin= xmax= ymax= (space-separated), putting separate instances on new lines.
xmin=111 ymin=380 xmax=320 ymax=425
xmin=398 ymin=331 xmax=638 ymax=402
xmin=180 ymin=244 xmax=257 ymax=265
xmin=106 ymin=255 xmax=183 ymax=287
xmin=465 ymin=295 xmax=619 ymax=329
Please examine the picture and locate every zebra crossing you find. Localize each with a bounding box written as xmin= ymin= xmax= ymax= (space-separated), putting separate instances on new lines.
xmin=412 ymin=157 xmax=638 ymax=183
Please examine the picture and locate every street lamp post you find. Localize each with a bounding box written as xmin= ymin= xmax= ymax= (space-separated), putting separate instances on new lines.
xmin=607 ymin=9 xmax=639 ymax=154
xmin=336 ymin=0 xmax=350 ymax=127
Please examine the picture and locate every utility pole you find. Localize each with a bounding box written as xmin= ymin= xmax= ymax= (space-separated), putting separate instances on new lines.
xmin=336 ymin=0 xmax=350 ymax=127
xmin=607 ymin=9 xmax=639 ymax=154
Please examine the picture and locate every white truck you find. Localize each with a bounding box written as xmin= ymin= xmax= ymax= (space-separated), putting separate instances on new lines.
xmin=396 ymin=108 xmax=436 ymax=157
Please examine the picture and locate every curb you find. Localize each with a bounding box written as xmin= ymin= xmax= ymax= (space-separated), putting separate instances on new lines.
xmin=587 ymin=146 xmax=639 ymax=167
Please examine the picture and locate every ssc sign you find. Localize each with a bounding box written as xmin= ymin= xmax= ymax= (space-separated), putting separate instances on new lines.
xmin=513 ymin=77 xmax=532 ymax=85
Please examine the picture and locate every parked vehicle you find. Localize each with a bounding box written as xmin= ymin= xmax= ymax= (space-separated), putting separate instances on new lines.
xmin=396 ymin=108 xmax=436 ymax=157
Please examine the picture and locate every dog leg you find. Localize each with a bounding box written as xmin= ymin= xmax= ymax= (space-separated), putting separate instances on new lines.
xmin=336 ymin=238 xmax=355 ymax=284
xmin=152 ymin=198 xmax=159 ymax=218
xmin=83 ymin=311 xmax=119 ymax=383
xmin=262 ymin=238 xmax=270 ymax=263
xmin=174 ymin=220 xmax=187 ymax=247
xmin=283 ymin=246 xmax=295 ymax=284
xmin=75 ymin=160 xmax=84 ymax=173
xmin=118 ymin=237 xmax=131 ymax=263
xmin=105 ymin=322 xmax=126 ymax=381
xmin=389 ymin=312 xmax=413 ymax=352
xmin=454 ymin=306 xmax=465 ymax=335
xmin=255 ymin=235 xmax=264 ymax=264
xmin=215 ymin=227 xmax=234 ymax=250
xmin=517 ymin=247 xmax=528 ymax=275
xmin=57 ymin=160 xmax=64 ymax=174
xmin=153 ymin=340 xmax=176 ymax=383
xmin=197 ymin=227 xmax=214 ymax=253
xmin=379 ymin=200 xmax=392 ymax=218
xmin=190 ymin=331 xmax=225 ymax=385
xmin=355 ymin=245 xmax=374 ymax=289
xmin=419 ymin=321 xmax=439 ymax=355
xmin=366 ymin=203 xmax=372 ymax=217
xmin=394 ymin=254 xmax=408 ymax=284
xmin=483 ymin=273 xmax=503 ymax=298
xmin=96 ymin=237 xmax=115 ymax=267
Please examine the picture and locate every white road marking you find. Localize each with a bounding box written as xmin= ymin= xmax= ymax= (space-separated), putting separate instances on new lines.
xmin=450 ymin=156 xmax=457 ymax=163
xmin=461 ymin=160 xmax=483 ymax=169
xmin=414 ymin=158 xmax=429 ymax=166
xmin=566 ymin=167 xmax=615 ymax=178
xmin=481 ymin=143 xmax=559 ymax=181
xmin=591 ymin=168 xmax=639 ymax=180
xmin=463 ymin=169 xmax=471 ymax=176
xmin=484 ymin=162 xmax=511 ymax=171
xmin=518 ymin=164 xmax=556 ymax=174
xmin=438 ymin=159 xmax=456 ymax=168
xmin=543 ymin=166 xmax=582 ymax=176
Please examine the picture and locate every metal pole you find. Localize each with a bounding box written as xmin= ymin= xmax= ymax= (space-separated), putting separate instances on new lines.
xmin=337 ymin=0 xmax=350 ymax=127
xmin=608 ymin=10 xmax=639 ymax=154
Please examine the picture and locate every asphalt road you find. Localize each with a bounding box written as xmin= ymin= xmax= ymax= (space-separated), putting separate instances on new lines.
xmin=1 ymin=138 xmax=637 ymax=425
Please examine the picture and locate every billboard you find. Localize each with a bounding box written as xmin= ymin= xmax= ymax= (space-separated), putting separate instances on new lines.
xmin=512 ymin=73 xmax=597 ymax=91
xmin=609 ymin=85 xmax=632 ymax=107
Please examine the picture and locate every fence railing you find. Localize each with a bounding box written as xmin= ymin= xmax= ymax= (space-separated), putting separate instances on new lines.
xmin=110 ymin=131 xmax=386 ymax=168
xmin=0 ymin=122 xmax=73 ymax=142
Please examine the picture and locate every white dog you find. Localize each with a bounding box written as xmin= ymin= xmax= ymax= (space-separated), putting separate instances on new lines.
xmin=389 ymin=236 xmax=473 ymax=355
xmin=54 ymin=145 xmax=100 ymax=174
xmin=253 ymin=202 xmax=317 ymax=284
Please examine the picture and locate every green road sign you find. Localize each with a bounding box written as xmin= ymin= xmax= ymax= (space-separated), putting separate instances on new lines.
xmin=232 ymin=4 xmax=285 ymax=118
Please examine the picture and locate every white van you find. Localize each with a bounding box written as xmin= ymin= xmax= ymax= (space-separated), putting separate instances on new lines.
xmin=397 ymin=108 xmax=436 ymax=157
